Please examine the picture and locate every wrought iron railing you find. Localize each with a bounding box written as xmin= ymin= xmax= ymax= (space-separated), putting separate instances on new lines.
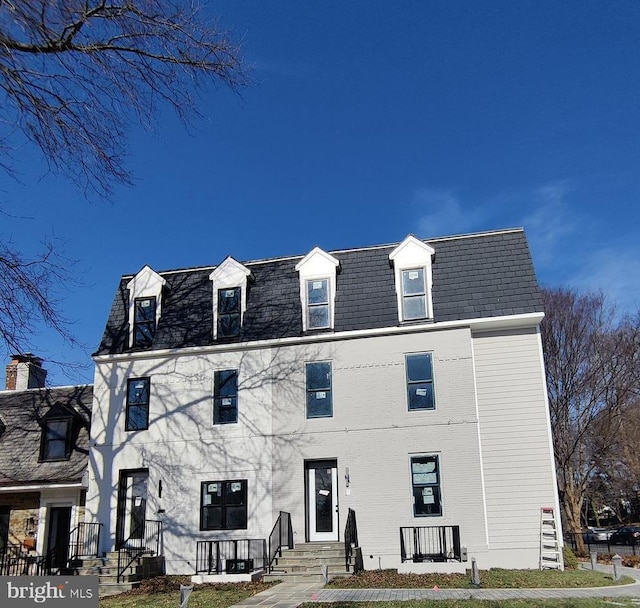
xmin=117 ymin=519 xmax=163 ymax=583
xmin=344 ymin=508 xmax=363 ymax=573
xmin=268 ymin=511 xmax=293 ymax=572
xmin=400 ymin=525 xmax=462 ymax=562
xmin=68 ymin=522 xmax=102 ymax=562
xmin=195 ymin=539 xmax=266 ymax=574
xmin=564 ymin=532 xmax=638 ymax=556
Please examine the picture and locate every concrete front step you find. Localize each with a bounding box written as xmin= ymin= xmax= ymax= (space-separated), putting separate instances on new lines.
xmin=99 ymin=581 xmax=140 ymax=598
xmin=263 ymin=570 xmax=351 ymax=584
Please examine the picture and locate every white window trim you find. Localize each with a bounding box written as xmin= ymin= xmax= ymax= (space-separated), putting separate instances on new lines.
xmin=295 ymin=247 xmax=340 ymax=332
xmin=209 ymin=257 xmax=252 ymax=340
xmin=126 ymin=265 xmax=166 ymax=348
xmin=389 ymin=235 xmax=435 ymax=323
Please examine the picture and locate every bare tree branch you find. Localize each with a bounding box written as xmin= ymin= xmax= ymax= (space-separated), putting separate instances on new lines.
xmin=0 ymin=0 xmax=249 ymax=198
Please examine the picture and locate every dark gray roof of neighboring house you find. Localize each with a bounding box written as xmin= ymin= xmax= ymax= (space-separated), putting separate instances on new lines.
xmin=96 ymin=228 xmax=543 ymax=355
xmin=0 ymin=385 xmax=92 ymax=487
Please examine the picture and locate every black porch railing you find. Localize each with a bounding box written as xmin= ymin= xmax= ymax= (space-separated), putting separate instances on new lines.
xmin=195 ymin=539 xmax=266 ymax=574
xmin=400 ymin=525 xmax=462 ymax=562
xmin=268 ymin=511 xmax=293 ymax=572
xmin=344 ymin=508 xmax=363 ymax=573
xmin=117 ymin=519 xmax=163 ymax=583
xmin=69 ymin=522 xmax=103 ymax=562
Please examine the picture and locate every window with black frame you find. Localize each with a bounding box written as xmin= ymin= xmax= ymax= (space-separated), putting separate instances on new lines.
xmin=126 ymin=377 xmax=150 ymax=431
xmin=40 ymin=418 xmax=72 ymax=461
xmin=200 ymin=480 xmax=247 ymax=530
xmin=406 ymin=353 xmax=435 ymax=410
xmin=306 ymin=362 xmax=332 ymax=418
xmin=133 ymin=297 xmax=156 ymax=347
xmin=214 ymin=370 xmax=238 ymax=424
xmin=411 ymin=455 xmax=442 ymax=516
xmin=217 ymin=287 xmax=241 ymax=338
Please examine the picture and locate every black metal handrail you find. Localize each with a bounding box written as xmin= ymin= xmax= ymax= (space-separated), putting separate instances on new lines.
xmin=344 ymin=508 xmax=363 ymax=573
xmin=117 ymin=519 xmax=162 ymax=583
xmin=267 ymin=511 xmax=293 ymax=572
xmin=195 ymin=539 xmax=266 ymax=574
xmin=400 ymin=525 xmax=462 ymax=562
xmin=69 ymin=522 xmax=102 ymax=561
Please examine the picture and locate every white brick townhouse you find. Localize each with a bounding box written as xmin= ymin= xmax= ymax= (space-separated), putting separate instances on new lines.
xmin=85 ymin=228 xmax=561 ymax=576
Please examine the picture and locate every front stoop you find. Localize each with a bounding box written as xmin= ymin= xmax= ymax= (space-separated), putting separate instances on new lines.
xmin=264 ymin=542 xmax=354 ymax=583
xmin=71 ymin=551 xmax=145 ymax=597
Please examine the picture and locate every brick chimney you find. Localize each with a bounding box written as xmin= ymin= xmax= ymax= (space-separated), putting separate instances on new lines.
xmin=5 ymin=354 xmax=47 ymax=390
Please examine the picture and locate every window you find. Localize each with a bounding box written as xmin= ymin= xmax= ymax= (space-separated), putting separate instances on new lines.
xmin=306 ymin=362 xmax=332 ymax=418
xmin=126 ymin=378 xmax=150 ymax=431
xmin=200 ymin=480 xmax=247 ymax=530
xmin=406 ymin=353 xmax=435 ymax=410
xmin=40 ymin=418 xmax=72 ymax=461
xmin=402 ymin=268 xmax=427 ymax=320
xmin=217 ymin=287 xmax=241 ymax=338
xmin=411 ymin=455 xmax=442 ymax=516
xmin=133 ymin=297 xmax=156 ymax=347
xmin=214 ymin=370 xmax=238 ymax=424
xmin=306 ymin=279 xmax=330 ymax=329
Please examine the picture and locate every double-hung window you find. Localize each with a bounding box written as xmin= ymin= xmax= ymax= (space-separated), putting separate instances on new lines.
xmin=406 ymin=353 xmax=435 ymax=410
xmin=126 ymin=377 xmax=150 ymax=431
xmin=411 ymin=455 xmax=442 ymax=516
xmin=401 ymin=268 xmax=427 ymax=320
xmin=133 ymin=297 xmax=156 ymax=347
xmin=306 ymin=279 xmax=330 ymax=329
xmin=217 ymin=288 xmax=241 ymax=339
xmin=200 ymin=480 xmax=247 ymax=530
xmin=214 ymin=370 xmax=238 ymax=424
xmin=40 ymin=418 xmax=72 ymax=461
xmin=306 ymin=362 xmax=332 ymax=418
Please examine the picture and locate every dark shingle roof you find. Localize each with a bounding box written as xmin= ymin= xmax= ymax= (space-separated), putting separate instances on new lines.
xmin=0 ymin=385 xmax=92 ymax=487
xmin=96 ymin=229 xmax=543 ymax=355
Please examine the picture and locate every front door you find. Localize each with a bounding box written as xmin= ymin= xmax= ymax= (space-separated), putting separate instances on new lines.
xmin=47 ymin=506 xmax=72 ymax=570
xmin=117 ymin=469 xmax=148 ymax=548
xmin=306 ymin=460 xmax=338 ymax=542
xmin=0 ymin=506 xmax=10 ymax=552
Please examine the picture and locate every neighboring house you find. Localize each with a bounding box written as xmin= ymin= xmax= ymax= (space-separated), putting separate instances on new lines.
xmin=86 ymin=228 xmax=562 ymax=576
xmin=0 ymin=355 xmax=92 ymax=569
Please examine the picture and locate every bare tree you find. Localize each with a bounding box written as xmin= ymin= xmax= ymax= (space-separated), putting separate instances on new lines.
xmin=0 ymin=1 xmax=248 ymax=359
xmin=541 ymin=287 xmax=638 ymax=551
xmin=0 ymin=0 xmax=248 ymax=197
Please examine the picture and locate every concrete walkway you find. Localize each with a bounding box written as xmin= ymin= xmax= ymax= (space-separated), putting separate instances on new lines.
xmin=230 ymin=565 xmax=640 ymax=608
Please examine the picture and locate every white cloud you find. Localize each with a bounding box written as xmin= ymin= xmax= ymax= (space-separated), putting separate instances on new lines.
xmin=413 ymin=189 xmax=485 ymax=238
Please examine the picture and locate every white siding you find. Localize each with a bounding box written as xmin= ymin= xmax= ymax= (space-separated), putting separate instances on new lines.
xmin=473 ymin=327 xmax=560 ymax=569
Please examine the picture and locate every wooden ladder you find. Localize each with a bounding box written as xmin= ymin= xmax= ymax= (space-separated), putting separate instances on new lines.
xmin=539 ymin=506 xmax=563 ymax=570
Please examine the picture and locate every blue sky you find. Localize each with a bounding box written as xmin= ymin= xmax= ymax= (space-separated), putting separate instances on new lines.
xmin=2 ymin=1 xmax=639 ymax=386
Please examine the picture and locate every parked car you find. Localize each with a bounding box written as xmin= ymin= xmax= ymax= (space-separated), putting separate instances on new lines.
xmin=583 ymin=527 xmax=612 ymax=543
xmin=609 ymin=526 xmax=640 ymax=545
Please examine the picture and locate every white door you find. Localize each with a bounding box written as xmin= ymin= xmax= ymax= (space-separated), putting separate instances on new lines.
xmin=307 ymin=462 xmax=338 ymax=542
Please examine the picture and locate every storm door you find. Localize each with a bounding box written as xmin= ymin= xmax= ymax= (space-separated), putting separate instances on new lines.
xmin=305 ymin=460 xmax=338 ymax=542
xmin=46 ymin=506 xmax=72 ymax=570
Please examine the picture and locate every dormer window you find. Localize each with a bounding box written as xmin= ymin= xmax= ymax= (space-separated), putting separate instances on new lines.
xmin=218 ymin=287 xmax=241 ymax=338
xmin=126 ymin=265 xmax=166 ymax=349
xmin=307 ymin=278 xmax=330 ymax=329
xmin=295 ymin=247 xmax=340 ymax=332
xmin=210 ymin=257 xmax=252 ymax=341
xmin=0 ymin=415 xmax=6 ymax=439
xmin=402 ymin=268 xmax=427 ymax=320
xmin=133 ymin=297 xmax=156 ymax=347
xmin=40 ymin=417 xmax=72 ymax=461
xmin=389 ymin=236 xmax=436 ymax=323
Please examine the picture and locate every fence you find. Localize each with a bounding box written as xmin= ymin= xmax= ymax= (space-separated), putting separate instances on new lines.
xmin=195 ymin=539 xmax=267 ymax=574
xmin=400 ymin=525 xmax=462 ymax=562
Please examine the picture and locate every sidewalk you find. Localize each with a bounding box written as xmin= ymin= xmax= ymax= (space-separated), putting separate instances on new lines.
xmin=230 ymin=565 xmax=640 ymax=608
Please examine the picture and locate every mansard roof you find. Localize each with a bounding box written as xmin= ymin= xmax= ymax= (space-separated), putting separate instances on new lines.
xmin=95 ymin=228 xmax=543 ymax=355
xmin=0 ymin=385 xmax=92 ymax=487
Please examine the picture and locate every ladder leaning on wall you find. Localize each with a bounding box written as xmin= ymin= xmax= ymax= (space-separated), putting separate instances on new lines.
xmin=539 ymin=506 xmax=563 ymax=570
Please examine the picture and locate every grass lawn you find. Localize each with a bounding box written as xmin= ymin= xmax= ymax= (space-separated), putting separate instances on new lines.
xmin=326 ymin=568 xmax=634 ymax=589
xmin=99 ymin=578 xmax=275 ymax=608
xmin=301 ymin=600 xmax=640 ymax=608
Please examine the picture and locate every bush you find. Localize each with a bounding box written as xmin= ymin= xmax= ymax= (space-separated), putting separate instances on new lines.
xmin=563 ymin=546 xmax=579 ymax=569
